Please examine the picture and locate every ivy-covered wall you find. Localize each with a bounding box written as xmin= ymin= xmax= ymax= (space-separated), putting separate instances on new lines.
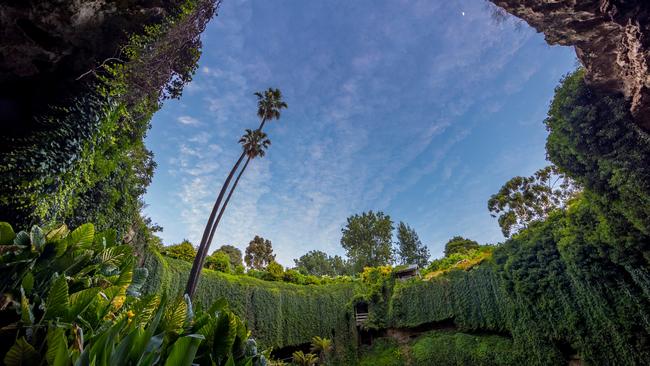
xmin=142 ymin=250 xmax=359 ymax=362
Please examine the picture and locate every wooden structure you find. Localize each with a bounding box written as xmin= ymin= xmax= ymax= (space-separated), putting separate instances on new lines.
xmin=354 ymin=302 xmax=369 ymax=326
xmin=394 ymin=264 xmax=419 ymax=281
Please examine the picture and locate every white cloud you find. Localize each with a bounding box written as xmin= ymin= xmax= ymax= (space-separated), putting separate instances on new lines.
xmin=177 ymin=116 xmax=200 ymax=126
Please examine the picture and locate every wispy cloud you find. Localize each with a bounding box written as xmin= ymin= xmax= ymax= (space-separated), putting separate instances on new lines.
xmin=144 ymin=0 xmax=577 ymax=265
xmin=177 ymin=116 xmax=200 ymax=126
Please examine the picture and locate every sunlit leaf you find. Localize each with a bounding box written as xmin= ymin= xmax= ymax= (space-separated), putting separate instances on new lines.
xmin=46 ymin=326 xmax=70 ymax=366
xmin=44 ymin=275 xmax=69 ymax=320
xmin=163 ymin=334 xmax=204 ymax=366
xmin=4 ymin=337 xmax=38 ymax=366
xmin=0 ymin=222 xmax=16 ymax=245
xmin=66 ymin=224 xmax=95 ymax=250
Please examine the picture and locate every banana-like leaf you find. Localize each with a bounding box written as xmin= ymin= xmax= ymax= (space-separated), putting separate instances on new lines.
xmin=46 ymin=224 xmax=69 ymax=242
xmin=212 ymin=311 xmax=238 ymax=363
xmin=44 ymin=275 xmax=69 ymax=320
xmin=97 ymin=246 xmax=132 ymax=269
xmin=0 ymin=222 xmax=16 ymax=245
xmin=162 ymin=297 xmax=187 ymax=334
xmin=97 ymin=286 xmax=127 ymax=319
xmin=46 ymin=326 xmax=70 ymax=366
xmin=163 ymin=334 xmax=204 ymax=366
xmin=132 ymin=295 xmax=160 ymax=328
xmin=66 ymin=224 xmax=95 ymax=250
xmin=94 ymin=230 xmax=116 ymax=248
xmin=110 ymin=327 xmax=144 ymax=366
xmin=4 ymin=337 xmax=38 ymax=366
xmin=126 ymin=267 xmax=148 ymax=298
xmin=67 ymin=288 xmax=100 ymax=322
xmin=21 ymin=272 xmax=34 ymax=294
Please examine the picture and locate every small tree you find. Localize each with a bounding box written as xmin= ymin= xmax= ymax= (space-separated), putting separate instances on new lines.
xmin=216 ymin=244 xmax=243 ymax=268
xmin=266 ymin=261 xmax=284 ymax=281
xmin=162 ymin=239 xmax=197 ymax=262
xmin=204 ymin=250 xmax=231 ymax=273
xmin=396 ymin=222 xmax=430 ymax=267
xmin=488 ymin=165 xmax=579 ymax=237
xmin=244 ymin=235 xmax=276 ymax=270
xmin=340 ymin=211 xmax=394 ymax=273
xmin=292 ymin=351 xmax=318 ymax=366
xmin=310 ymin=336 xmax=333 ymax=363
xmin=444 ymin=236 xmax=479 ymax=257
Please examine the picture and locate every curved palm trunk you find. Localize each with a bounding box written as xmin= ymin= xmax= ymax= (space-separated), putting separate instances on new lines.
xmin=185 ymin=151 xmax=246 ymax=297
xmin=205 ymin=157 xmax=251 ymax=247
xmin=185 ymin=117 xmax=267 ymax=298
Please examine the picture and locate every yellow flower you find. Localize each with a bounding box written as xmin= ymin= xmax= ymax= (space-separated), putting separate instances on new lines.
xmin=127 ymin=310 xmax=135 ymax=319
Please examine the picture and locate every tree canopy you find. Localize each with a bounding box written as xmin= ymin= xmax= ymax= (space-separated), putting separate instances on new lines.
xmin=396 ymin=222 xmax=430 ymax=267
xmin=244 ymin=235 xmax=276 ymax=270
xmin=488 ymin=165 xmax=578 ymax=237
xmin=340 ymin=211 xmax=394 ymax=272
xmin=215 ymin=244 xmax=243 ymax=269
xmin=444 ymin=236 xmax=479 ymax=257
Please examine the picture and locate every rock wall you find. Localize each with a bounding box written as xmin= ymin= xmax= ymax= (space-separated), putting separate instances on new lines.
xmin=0 ymin=0 xmax=183 ymax=126
xmin=490 ymin=0 xmax=650 ymax=131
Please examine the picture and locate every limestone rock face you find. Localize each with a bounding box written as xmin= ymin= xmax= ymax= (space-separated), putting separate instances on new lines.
xmin=490 ymin=0 xmax=650 ymax=131
xmin=0 ymin=0 xmax=177 ymax=82
xmin=0 ymin=0 xmax=181 ymax=125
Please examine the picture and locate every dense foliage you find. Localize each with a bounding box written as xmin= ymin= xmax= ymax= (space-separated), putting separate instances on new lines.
xmin=488 ymin=165 xmax=578 ymax=237
xmin=341 ymin=211 xmax=394 ymax=273
xmin=245 ymin=236 xmax=277 ymax=270
xmin=395 ymin=222 xmax=429 ymax=267
xmin=0 ymin=221 xmax=266 ymax=366
xmin=357 ymin=331 xmax=521 ymax=366
xmin=294 ymin=250 xmax=352 ymax=277
xmin=0 ymin=0 xmax=219 ymax=245
xmin=142 ymin=250 xmax=358 ymax=363
xmin=443 ymin=236 xmax=480 ymax=257
xmin=545 ymin=69 xmax=650 ymax=236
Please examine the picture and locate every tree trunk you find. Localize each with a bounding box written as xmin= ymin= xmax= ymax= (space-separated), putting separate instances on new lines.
xmin=185 ymin=150 xmax=246 ymax=297
xmin=205 ymin=157 xmax=251 ymax=247
xmin=184 ymin=116 xmax=267 ymax=298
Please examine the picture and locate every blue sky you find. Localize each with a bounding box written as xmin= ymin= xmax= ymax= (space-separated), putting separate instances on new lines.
xmin=143 ymin=0 xmax=576 ymax=266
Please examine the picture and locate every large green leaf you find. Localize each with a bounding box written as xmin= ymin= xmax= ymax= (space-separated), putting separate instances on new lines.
xmin=21 ymin=272 xmax=34 ymax=294
xmin=4 ymin=337 xmax=38 ymax=366
xmin=162 ymin=297 xmax=187 ymax=334
xmin=46 ymin=224 xmax=69 ymax=242
xmin=67 ymin=288 xmax=100 ymax=322
xmin=46 ymin=326 xmax=70 ymax=366
xmin=44 ymin=275 xmax=69 ymax=320
xmin=66 ymin=224 xmax=95 ymax=250
xmin=212 ymin=311 xmax=238 ymax=362
xmin=0 ymin=222 xmax=16 ymax=245
xmin=163 ymin=334 xmax=204 ymax=366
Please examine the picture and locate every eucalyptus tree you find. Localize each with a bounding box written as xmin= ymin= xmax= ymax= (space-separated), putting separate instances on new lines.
xmin=185 ymin=88 xmax=286 ymax=298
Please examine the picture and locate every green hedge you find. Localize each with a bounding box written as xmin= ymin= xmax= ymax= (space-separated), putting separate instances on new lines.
xmin=384 ymin=195 xmax=650 ymax=365
xmin=388 ymin=265 xmax=511 ymax=332
xmin=410 ymin=330 xmax=524 ymax=366
xmin=143 ymin=250 xmax=358 ymax=362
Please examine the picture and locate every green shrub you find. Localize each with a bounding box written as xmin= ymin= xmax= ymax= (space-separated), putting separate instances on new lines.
xmin=410 ymin=331 xmax=524 ymax=365
xmin=143 ymin=250 xmax=358 ymax=362
xmin=162 ymin=240 xmax=197 ymax=262
xmin=265 ymin=261 xmax=284 ymax=281
xmin=357 ymin=338 xmax=403 ymax=366
xmin=205 ymin=251 xmax=232 ymax=273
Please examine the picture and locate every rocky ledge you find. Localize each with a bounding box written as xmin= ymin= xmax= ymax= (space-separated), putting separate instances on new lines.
xmin=490 ymin=0 xmax=650 ymax=132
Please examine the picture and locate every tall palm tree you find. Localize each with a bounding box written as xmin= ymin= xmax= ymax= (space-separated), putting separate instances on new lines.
xmin=185 ymin=88 xmax=286 ymax=298
xmin=205 ymin=130 xmax=270 ymax=249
